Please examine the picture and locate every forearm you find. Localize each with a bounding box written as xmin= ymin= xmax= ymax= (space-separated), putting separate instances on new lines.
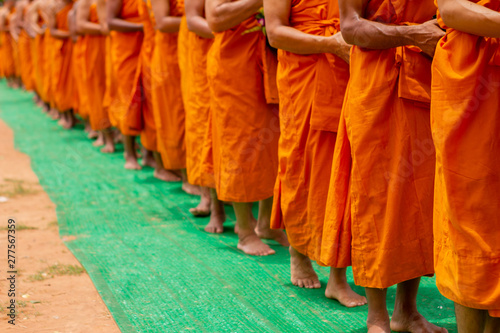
xmin=207 ymin=0 xmax=261 ymax=33
xmin=157 ymin=16 xmax=181 ymax=33
xmin=50 ymin=28 xmax=70 ymax=39
xmin=268 ymin=25 xmax=336 ymax=55
xmin=438 ymin=0 xmax=500 ymax=38
xmin=186 ymin=16 xmax=214 ymax=38
xmin=341 ymin=18 xmax=421 ymax=50
xmin=108 ymin=18 xmax=143 ymax=32
xmin=77 ymin=21 xmax=103 ymax=34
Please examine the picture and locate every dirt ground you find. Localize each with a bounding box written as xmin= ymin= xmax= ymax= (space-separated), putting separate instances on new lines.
xmin=0 ymin=119 xmax=120 ymax=332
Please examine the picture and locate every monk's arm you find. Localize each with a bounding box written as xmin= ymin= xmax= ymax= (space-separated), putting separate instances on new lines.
xmin=438 ymin=0 xmax=500 ymax=38
xmin=50 ymin=10 xmax=71 ymax=39
xmin=107 ymin=0 xmax=143 ymax=32
xmin=185 ymin=0 xmax=213 ymax=38
xmin=339 ymin=0 xmax=444 ymax=57
xmin=10 ymin=2 xmax=25 ymax=40
xmin=26 ymin=2 xmax=43 ymax=35
xmin=265 ymin=0 xmax=350 ymax=59
xmin=151 ymin=0 xmax=181 ymax=33
xmin=96 ymin=0 xmax=109 ymax=34
xmin=76 ymin=0 xmax=102 ymax=35
xmin=206 ymin=0 xmax=262 ymax=33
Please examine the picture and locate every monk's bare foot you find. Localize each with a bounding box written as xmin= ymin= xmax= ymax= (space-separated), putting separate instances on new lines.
xmin=50 ymin=109 xmax=60 ymax=120
xmin=88 ymin=129 xmax=99 ymax=140
xmin=325 ymin=268 xmax=367 ymax=307
xmin=62 ymin=118 xmax=75 ymax=130
xmin=93 ymin=133 xmax=105 ymax=147
xmin=101 ymin=144 xmax=115 ymax=154
xmin=237 ymin=232 xmax=275 ymax=256
xmin=367 ymin=319 xmax=391 ymax=333
xmin=391 ymin=310 xmax=448 ymax=333
xmin=204 ymin=212 xmax=225 ymax=233
xmin=255 ymin=226 xmax=290 ymax=247
xmin=124 ymin=154 xmax=141 ymax=170
xmin=154 ymin=169 xmax=181 ymax=182
xmin=114 ymin=131 xmax=123 ymax=144
xmin=141 ymin=154 xmax=156 ymax=168
xmin=289 ymin=247 xmax=321 ymax=289
xmin=182 ymin=182 xmax=202 ymax=196
xmin=190 ymin=199 xmax=211 ymax=217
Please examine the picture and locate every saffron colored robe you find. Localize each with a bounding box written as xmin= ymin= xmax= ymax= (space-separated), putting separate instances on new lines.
xmin=180 ymin=16 xmax=214 ymax=187
xmin=42 ymin=28 xmax=53 ymax=105
xmin=73 ymin=36 xmax=85 ymax=116
xmin=150 ymin=0 xmax=185 ymax=169
xmin=432 ymin=0 xmax=500 ymax=317
xmin=51 ymin=2 xmax=75 ymax=112
xmin=271 ymin=0 xmax=348 ymax=263
xmin=82 ymin=3 xmax=110 ymax=130
xmin=207 ymin=10 xmax=280 ymax=202
xmin=108 ymin=0 xmax=143 ymax=136
xmin=320 ymin=0 xmax=436 ymax=288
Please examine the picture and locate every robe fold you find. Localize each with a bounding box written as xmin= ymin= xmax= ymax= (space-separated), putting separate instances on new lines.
xmin=133 ymin=0 xmax=156 ymax=151
xmin=108 ymin=0 xmax=143 ymax=137
xmin=320 ymin=0 xmax=436 ymax=288
xmin=51 ymin=2 xmax=75 ymax=112
xmin=180 ymin=16 xmax=214 ymax=187
xmin=42 ymin=28 xmax=53 ymax=105
xmin=150 ymin=0 xmax=186 ymax=169
xmin=33 ymin=30 xmax=45 ymax=99
xmin=432 ymin=0 xmax=500 ymax=316
xmin=207 ymin=10 xmax=279 ymax=202
xmin=73 ymin=36 xmax=85 ymax=116
xmin=270 ymin=0 xmax=349 ymax=264
xmin=82 ymin=3 xmax=110 ymax=131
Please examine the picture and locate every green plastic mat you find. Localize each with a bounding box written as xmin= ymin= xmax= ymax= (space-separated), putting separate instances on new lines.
xmin=0 ymin=80 xmax=457 ymax=332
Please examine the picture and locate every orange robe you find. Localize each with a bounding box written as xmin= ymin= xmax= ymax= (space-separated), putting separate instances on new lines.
xmin=10 ymin=9 xmax=21 ymax=78
xmin=51 ymin=2 xmax=74 ymax=112
xmin=181 ymin=18 xmax=215 ymax=188
xmin=41 ymin=28 xmax=53 ymax=105
xmin=207 ymin=10 xmax=279 ymax=202
xmin=72 ymin=36 xmax=85 ymax=116
xmin=432 ymin=0 xmax=500 ymax=317
xmin=150 ymin=0 xmax=185 ymax=169
xmin=108 ymin=0 xmax=144 ymax=139
xmin=82 ymin=4 xmax=110 ymax=131
xmin=132 ymin=0 xmax=156 ymax=151
xmin=103 ymin=35 xmax=116 ymax=124
xmin=320 ymin=0 xmax=436 ymax=288
xmin=270 ymin=0 xmax=348 ymax=263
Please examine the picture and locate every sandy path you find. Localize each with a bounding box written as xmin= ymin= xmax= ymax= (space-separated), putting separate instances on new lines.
xmin=0 ymin=119 xmax=120 ymax=332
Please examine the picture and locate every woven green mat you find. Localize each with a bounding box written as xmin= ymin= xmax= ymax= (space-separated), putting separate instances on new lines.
xmin=0 ymin=80 xmax=457 ymax=332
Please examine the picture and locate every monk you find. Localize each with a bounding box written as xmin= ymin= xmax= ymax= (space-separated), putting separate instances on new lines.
xmin=149 ymin=0 xmax=202 ymax=192
xmin=320 ymin=0 xmax=448 ymax=332
xmin=68 ymin=2 xmax=85 ymax=126
xmin=264 ymin=0 xmax=366 ymax=307
xmin=0 ymin=0 xmax=16 ymax=86
xmin=14 ymin=0 xmax=36 ymax=92
xmin=205 ymin=0 xmax=289 ymax=255
xmin=26 ymin=0 xmax=45 ymax=105
xmin=76 ymin=0 xmax=115 ymax=152
xmin=183 ymin=0 xmax=226 ymax=231
xmin=49 ymin=0 xmax=76 ymax=129
xmin=107 ymin=0 xmax=156 ymax=170
xmin=431 ymin=1 xmax=500 ymax=332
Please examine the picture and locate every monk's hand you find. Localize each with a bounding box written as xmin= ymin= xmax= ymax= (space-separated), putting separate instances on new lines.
xmin=330 ymin=32 xmax=351 ymax=64
xmin=413 ymin=19 xmax=445 ymax=58
xmin=100 ymin=24 xmax=110 ymax=36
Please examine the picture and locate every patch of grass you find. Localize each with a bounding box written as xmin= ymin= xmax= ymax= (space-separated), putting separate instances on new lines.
xmin=28 ymin=264 xmax=86 ymax=282
xmin=47 ymin=221 xmax=58 ymax=228
xmin=16 ymin=301 xmax=27 ymax=308
xmin=0 ymin=179 xmax=38 ymax=197
xmin=0 ymin=225 xmax=37 ymax=231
